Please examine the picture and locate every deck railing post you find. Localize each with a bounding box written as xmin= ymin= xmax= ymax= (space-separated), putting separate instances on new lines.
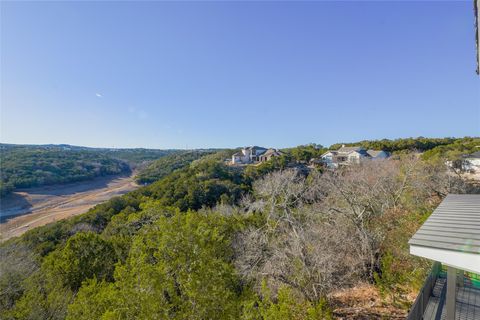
xmin=446 ymin=266 xmax=456 ymax=320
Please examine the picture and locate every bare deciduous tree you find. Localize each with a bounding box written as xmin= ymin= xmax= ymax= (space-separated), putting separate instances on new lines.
xmin=233 ymin=157 xmax=479 ymax=303
xmin=0 ymin=242 xmax=39 ymax=310
xmin=235 ymin=169 xmax=364 ymax=302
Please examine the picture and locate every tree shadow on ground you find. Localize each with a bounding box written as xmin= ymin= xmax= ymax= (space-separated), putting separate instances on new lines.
xmin=0 ymin=192 xmax=33 ymax=223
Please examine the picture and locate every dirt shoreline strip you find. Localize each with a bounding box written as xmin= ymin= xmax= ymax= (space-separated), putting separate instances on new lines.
xmin=0 ymin=173 xmax=139 ymax=241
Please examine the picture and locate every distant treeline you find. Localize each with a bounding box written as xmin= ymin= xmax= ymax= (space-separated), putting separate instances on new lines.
xmin=252 ymin=137 xmax=480 ymax=171
xmin=0 ymin=144 xmax=177 ymax=197
xmin=244 ymin=137 xmax=480 ymax=179
xmin=329 ymin=137 xmax=478 ymax=153
xmin=2 ymin=138 xmax=478 ymax=198
xmin=420 ymin=137 xmax=480 ymax=161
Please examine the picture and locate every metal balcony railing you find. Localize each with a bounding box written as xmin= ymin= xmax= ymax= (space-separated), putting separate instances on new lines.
xmin=408 ymin=263 xmax=480 ymax=320
xmin=407 ymin=262 xmax=442 ymax=320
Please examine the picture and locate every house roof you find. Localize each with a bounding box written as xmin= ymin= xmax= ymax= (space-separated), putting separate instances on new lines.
xmin=244 ymin=146 xmax=267 ymax=151
xmin=354 ymin=149 xmax=370 ymax=156
xmin=366 ymin=150 xmax=384 ymax=157
xmin=232 ymin=152 xmax=243 ymax=157
xmin=409 ymin=194 xmax=480 ymax=273
xmin=337 ymin=146 xmax=365 ymax=153
xmin=261 ymin=148 xmax=282 ymax=157
xmin=466 ymin=151 xmax=480 ymax=159
xmin=321 ymin=151 xmax=338 ymax=157
xmin=322 ymin=147 xmax=387 ymax=158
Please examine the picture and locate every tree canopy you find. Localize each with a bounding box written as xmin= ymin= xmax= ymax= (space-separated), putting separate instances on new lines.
xmin=1 ymin=141 xmax=479 ymax=320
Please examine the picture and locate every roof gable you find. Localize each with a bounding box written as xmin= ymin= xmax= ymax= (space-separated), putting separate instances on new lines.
xmin=321 ymin=151 xmax=337 ymax=157
xmin=262 ymin=148 xmax=283 ymax=157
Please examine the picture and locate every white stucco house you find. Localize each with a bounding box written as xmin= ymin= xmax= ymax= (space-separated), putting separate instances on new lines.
xmin=231 ymin=146 xmax=283 ymax=165
xmin=320 ymin=145 xmax=389 ymax=168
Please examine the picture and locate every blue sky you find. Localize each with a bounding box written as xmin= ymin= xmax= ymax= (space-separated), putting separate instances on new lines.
xmin=1 ymin=1 xmax=479 ymax=149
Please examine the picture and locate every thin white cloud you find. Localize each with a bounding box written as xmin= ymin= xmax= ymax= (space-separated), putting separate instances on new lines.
xmin=96 ymin=93 xmax=103 ymax=98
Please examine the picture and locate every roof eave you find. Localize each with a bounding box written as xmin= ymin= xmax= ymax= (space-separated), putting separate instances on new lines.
xmin=410 ymin=244 xmax=480 ymax=273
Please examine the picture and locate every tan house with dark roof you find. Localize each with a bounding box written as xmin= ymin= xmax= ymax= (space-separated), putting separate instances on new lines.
xmin=259 ymin=148 xmax=284 ymax=162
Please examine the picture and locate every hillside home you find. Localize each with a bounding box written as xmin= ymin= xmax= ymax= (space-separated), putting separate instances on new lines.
xmin=463 ymin=151 xmax=480 ymax=173
xmin=320 ymin=145 xmax=389 ymax=168
xmin=231 ymin=146 xmax=282 ymax=165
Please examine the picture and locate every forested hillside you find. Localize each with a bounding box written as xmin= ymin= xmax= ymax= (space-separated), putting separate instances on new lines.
xmin=0 ymin=144 xmax=176 ymax=197
xmin=420 ymin=137 xmax=480 ymax=161
xmin=329 ymin=136 xmax=478 ymax=154
xmin=1 ymin=140 xmax=478 ymax=320
xmin=135 ymin=150 xmax=217 ymax=184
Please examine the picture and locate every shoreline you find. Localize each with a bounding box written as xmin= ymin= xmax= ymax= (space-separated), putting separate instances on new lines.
xmin=0 ymin=173 xmax=139 ymax=241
